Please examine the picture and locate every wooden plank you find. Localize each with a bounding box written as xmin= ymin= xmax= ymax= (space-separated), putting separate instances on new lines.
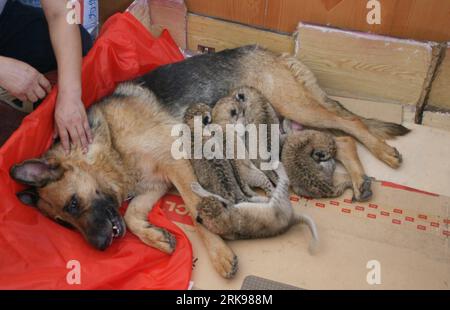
xmin=148 ymin=0 xmax=187 ymax=49
xmin=127 ymin=0 xmax=152 ymax=33
xmin=126 ymin=1 xmax=187 ymax=48
xmin=187 ymin=14 xmax=294 ymax=54
xmin=186 ymin=0 xmax=450 ymax=43
xmin=295 ymin=23 xmax=435 ymax=106
xmin=265 ymin=0 xmax=450 ymax=41
xmin=185 ymin=0 xmax=267 ymax=28
xmin=429 ymin=43 xmax=450 ymax=110
xmin=330 ymin=96 xmax=403 ymax=125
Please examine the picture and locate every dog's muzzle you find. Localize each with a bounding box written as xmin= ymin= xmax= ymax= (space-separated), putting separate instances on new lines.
xmin=84 ymin=196 xmax=126 ymax=250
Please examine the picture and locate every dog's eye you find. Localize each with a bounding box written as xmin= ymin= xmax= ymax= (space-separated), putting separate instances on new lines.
xmin=230 ymin=109 xmax=237 ymax=117
xmin=64 ymin=195 xmax=80 ymax=216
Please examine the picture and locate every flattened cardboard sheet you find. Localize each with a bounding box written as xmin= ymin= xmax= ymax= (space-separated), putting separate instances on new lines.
xmin=163 ymin=179 xmax=450 ymax=290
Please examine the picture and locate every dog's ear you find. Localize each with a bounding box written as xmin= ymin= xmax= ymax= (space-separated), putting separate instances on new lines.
xmin=17 ymin=188 xmax=39 ymax=207
xmin=10 ymin=158 xmax=64 ymax=187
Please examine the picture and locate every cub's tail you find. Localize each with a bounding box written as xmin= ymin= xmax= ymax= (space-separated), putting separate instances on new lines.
xmin=294 ymin=213 xmax=320 ymax=255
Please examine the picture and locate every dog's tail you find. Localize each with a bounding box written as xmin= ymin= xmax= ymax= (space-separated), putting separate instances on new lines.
xmin=293 ymin=213 xmax=319 ymax=255
xmin=279 ymin=55 xmax=411 ymax=140
xmin=361 ymin=118 xmax=411 ymax=140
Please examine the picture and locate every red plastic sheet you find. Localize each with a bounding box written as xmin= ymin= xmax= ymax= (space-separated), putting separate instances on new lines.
xmin=0 ymin=13 xmax=192 ymax=289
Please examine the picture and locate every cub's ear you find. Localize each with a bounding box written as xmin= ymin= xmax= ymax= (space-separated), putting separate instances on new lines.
xmin=17 ymin=188 xmax=39 ymax=207
xmin=10 ymin=158 xmax=64 ymax=187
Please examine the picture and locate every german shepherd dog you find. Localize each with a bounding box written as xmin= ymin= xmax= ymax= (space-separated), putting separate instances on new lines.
xmin=10 ymin=46 xmax=410 ymax=278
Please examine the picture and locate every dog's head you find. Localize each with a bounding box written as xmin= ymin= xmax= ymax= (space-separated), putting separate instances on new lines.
xmin=10 ymin=150 xmax=126 ymax=251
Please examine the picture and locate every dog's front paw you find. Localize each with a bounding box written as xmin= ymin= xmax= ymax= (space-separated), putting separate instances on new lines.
xmin=138 ymin=226 xmax=177 ymax=255
xmin=210 ymin=246 xmax=238 ymax=279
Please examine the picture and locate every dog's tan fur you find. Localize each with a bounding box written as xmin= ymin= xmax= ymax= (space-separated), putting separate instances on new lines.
xmin=10 ymin=46 xmax=410 ymax=279
xmin=12 ymin=83 xmax=238 ymax=277
xmin=238 ymin=50 xmax=404 ymax=170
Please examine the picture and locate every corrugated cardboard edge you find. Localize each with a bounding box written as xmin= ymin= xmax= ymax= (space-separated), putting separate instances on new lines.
xmin=428 ymin=42 xmax=450 ymax=110
xmin=415 ymin=42 xmax=447 ymax=124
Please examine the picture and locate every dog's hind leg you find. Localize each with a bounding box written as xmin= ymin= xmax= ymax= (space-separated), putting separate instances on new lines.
xmin=166 ymin=159 xmax=238 ymax=279
xmin=241 ymin=53 xmax=403 ymax=169
xmin=272 ymin=95 xmax=402 ymax=169
xmin=335 ymin=136 xmax=373 ymax=202
xmin=124 ymin=187 xmax=177 ymax=254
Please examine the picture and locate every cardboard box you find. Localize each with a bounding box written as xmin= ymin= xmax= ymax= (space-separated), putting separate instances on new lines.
xmin=429 ymin=43 xmax=450 ymax=110
xmin=295 ymin=23 xmax=437 ymax=106
xmin=161 ymin=179 xmax=449 ymax=290
xmin=126 ymin=0 xmax=450 ymax=290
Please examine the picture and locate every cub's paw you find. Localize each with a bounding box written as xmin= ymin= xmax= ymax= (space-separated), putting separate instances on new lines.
xmin=352 ymin=175 xmax=373 ymax=202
